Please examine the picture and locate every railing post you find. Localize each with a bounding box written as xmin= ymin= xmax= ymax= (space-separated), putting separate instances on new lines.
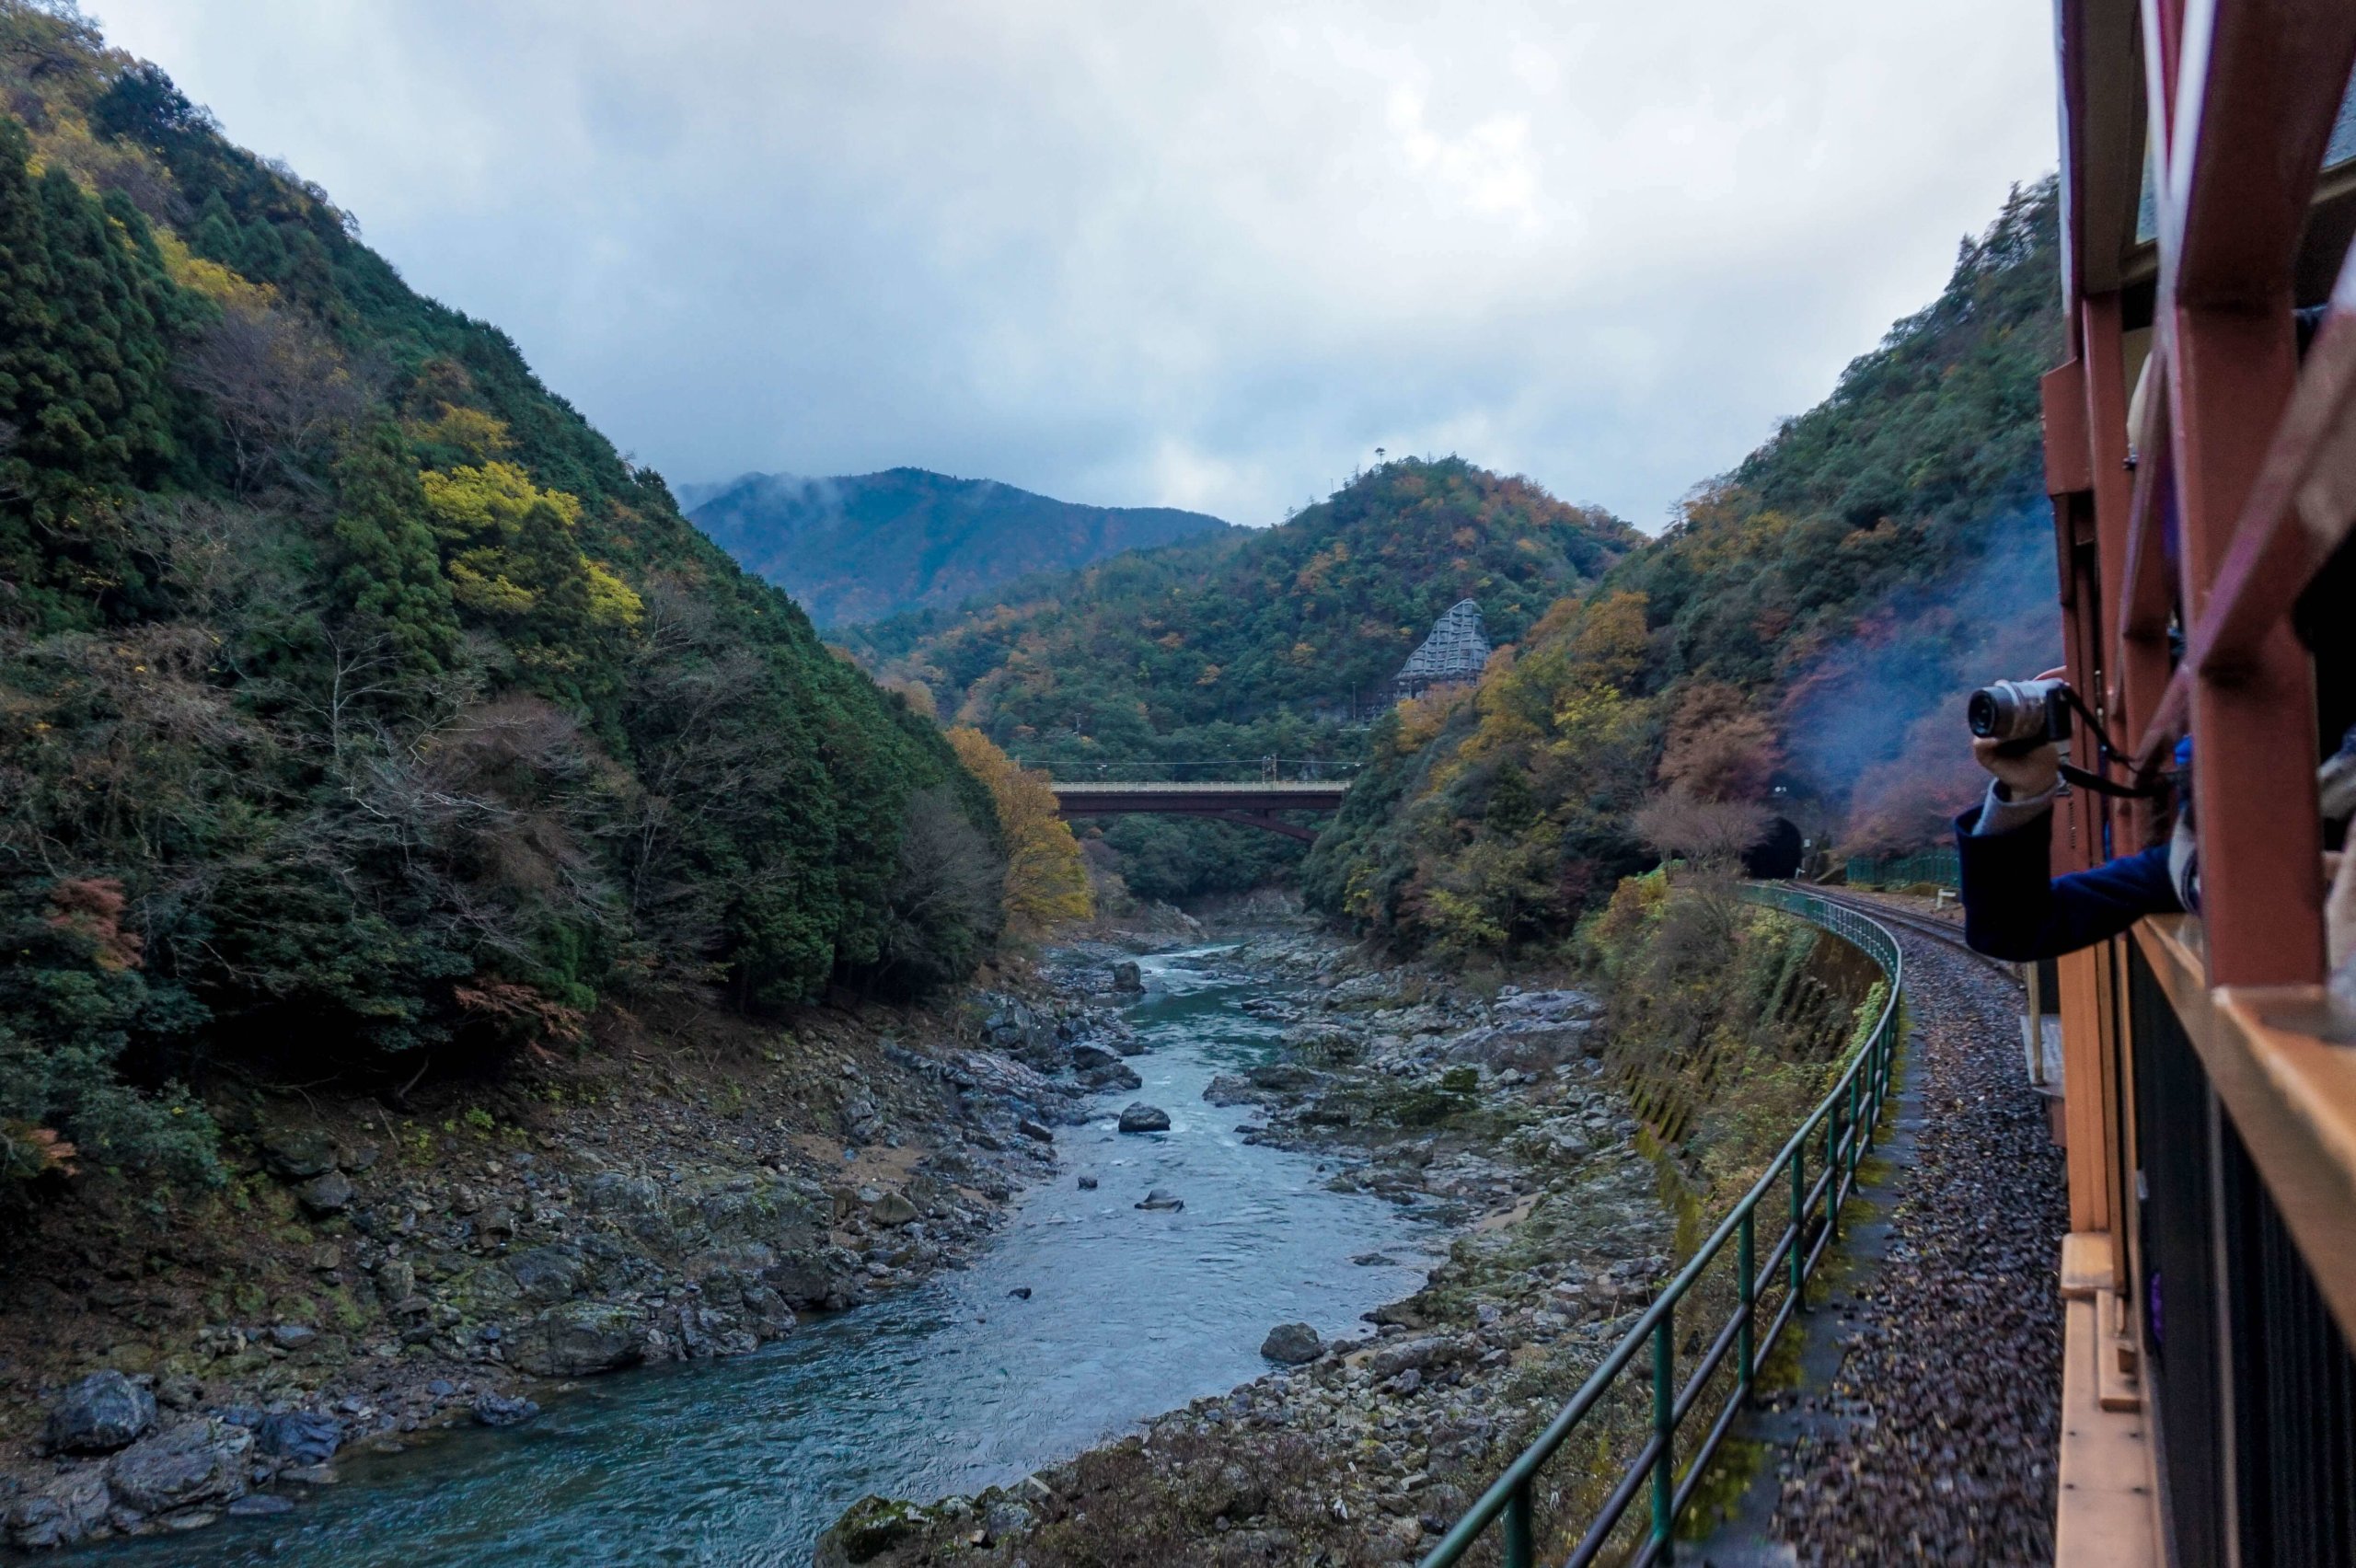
xmin=1737 ymin=1208 xmax=1756 ymax=1401
xmin=1652 ymin=1307 xmax=1676 ymax=1559
xmin=1788 ymin=1143 xmax=1807 ymax=1308
xmin=1845 ymin=1072 xmax=1862 ymax=1177
xmin=1823 ymin=1100 xmax=1842 ymax=1242
xmin=1503 ymin=1478 xmax=1533 ymax=1568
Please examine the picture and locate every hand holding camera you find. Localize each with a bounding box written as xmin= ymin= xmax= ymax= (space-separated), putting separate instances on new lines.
xmin=1969 ymin=674 xmax=2071 ymax=800
xmin=1971 ymin=735 xmax=2062 ymax=799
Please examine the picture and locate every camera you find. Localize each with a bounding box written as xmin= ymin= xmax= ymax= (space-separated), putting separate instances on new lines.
xmin=1969 ymin=678 xmax=2074 ymax=753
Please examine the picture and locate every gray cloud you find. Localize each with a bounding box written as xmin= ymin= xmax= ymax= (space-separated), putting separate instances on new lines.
xmin=91 ymin=0 xmax=2057 ymax=529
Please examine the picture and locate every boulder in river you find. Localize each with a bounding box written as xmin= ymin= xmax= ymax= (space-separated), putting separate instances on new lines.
xmin=107 ymin=1419 xmax=251 ymax=1515
xmin=253 ymin=1410 xmax=340 ymax=1465
xmin=472 ymin=1391 xmax=540 ymax=1427
xmin=1117 ymin=1102 xmax=1171 ymax=1134
xmin=44 ymin=1371 xmax=154 ymax=1454
xmin=816 ymin=1494 xmax=932 ymax=1568
xmin=1110 ymin=961 xmax=1144 ymax=993
xmin=510 ymin=1300 xmax=649 ymax=1377
xmin=5 ymin=1469 xmax=110 ymax=1549
xmin=1080 ymin=1062 xmax=1143 ymax=1093
xmin=1134 ymin=1188 xmax=1184 ymax=1211
xmin=1076 ymin=1175 xmax=1098 ymax=1190
xmin=1260 ymin=1322 xmax=1323 ymax=1364
xmin=1068 ymin=1043 xmax=1124 ymax=1072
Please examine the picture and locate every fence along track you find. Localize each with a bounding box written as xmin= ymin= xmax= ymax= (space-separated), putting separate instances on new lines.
xmin=1417 ymin=884 xmax=1905 ymax=1568
xmin=1809 ymin=887 xmax=2018 ymax=984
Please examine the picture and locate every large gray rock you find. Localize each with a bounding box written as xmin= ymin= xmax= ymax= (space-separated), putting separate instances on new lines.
xmin=1203 ymin=1073 xmax=1257 ymax=1106
xmin=1110 ymin=961 xmax=1144 ymax=993
xmin=472 ymin=1391 xmax=540 ymax=1427
xmin=1367 ymin=1334 xmax=1475 ymax=1380
xmin=815 ymin=1494 xmax=931 ymax=1567
xmin=45 ymin=1371 xmax=155 ymax=1454
xmin=864 ymin=1189 xmax=919 ymax=1227
xmin=1079 ymin=1062 xmax=1143 ymax=1093
xmin=1117 ymin=1102 xmax=1171 ymax=1134
xmin=253 ymin=1411 xmax=340 ymax=1465
xmin=510 ymin=1301 xmax=649 ymax=1377
xmin=507 ymin=1244 xmax=587 ymax=1305
xmin=1260 ymin=1322 xmax=1323 ymax=1364
xmin=259 ymin=1126 xmax=338 ymax=1180
xmin=5 ymin=1470 xmax=110 ymax=1549
xmin=1134 ymin=1188 xmax=1184 ymax=1212
xmin=1068 ymin=1043 xmax=1124 ymax=1072
xmin=297 ymin=1170 xmax=355 ymax=1214
xmin=107 ymin=1420 xmax=251 ymax=1515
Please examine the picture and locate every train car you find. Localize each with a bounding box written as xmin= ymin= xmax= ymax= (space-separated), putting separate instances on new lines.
xmin=2041 ymin=4 xmax=2356 ymax=1561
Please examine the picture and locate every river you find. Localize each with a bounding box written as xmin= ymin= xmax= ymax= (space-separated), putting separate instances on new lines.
xmin=52 ymin=945 xmax=1438 ymax=1567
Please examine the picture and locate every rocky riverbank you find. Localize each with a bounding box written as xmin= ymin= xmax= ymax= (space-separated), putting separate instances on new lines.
xmin=820 ymin=928 xmax=1685 ymax=1568
xmin=0 ymin=951 xmax=1176 ymax=1553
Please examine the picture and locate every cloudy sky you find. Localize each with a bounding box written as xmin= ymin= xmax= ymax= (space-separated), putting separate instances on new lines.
xmin=92 ymin=1 xmax=2056 ymax=530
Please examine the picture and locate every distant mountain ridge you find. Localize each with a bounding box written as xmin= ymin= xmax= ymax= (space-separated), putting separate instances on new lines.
xmin=687 ymin=467 xmax=1234 ymax=627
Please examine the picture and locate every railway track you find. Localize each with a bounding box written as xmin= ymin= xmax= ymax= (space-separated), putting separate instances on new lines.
xmin=1807 ymin=884 xmax=2019 ymax=984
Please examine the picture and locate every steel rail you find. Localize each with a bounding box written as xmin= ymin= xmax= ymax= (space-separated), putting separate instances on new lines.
xmin=1416 ymin=883 xmax=1904 ymax=1568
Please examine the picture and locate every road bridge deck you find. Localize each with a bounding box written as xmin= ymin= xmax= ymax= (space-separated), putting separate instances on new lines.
xmin=1048 ymin=779 xmax=1348 ymax=841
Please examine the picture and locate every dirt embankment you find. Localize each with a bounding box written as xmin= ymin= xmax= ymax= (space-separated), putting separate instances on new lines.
xmin=0 ymin=960 xmax=1143 ymax=1552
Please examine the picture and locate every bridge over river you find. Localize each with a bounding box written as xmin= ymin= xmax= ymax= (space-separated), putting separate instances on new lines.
xmin=1049 ymin=778 xmax=1349 ymax=841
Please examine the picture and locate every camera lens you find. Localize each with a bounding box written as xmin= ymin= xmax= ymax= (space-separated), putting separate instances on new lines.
xmin=1968 ymin=688 xmax=2002 ymax=738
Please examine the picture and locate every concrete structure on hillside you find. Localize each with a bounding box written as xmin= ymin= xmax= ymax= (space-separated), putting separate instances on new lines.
xmin=1392 ymin=599 xmax=1491 ymax=701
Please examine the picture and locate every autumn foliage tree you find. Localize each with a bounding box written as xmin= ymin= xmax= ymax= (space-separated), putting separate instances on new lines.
xmin=948 ymin=726 xmax=1093 ymax=937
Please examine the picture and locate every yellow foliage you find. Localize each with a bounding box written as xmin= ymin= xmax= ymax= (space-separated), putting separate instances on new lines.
xmin=946 ymin=727 xmax=1093 ymax=936
xmin=152 ymin=229 xmax=273 ymax=309
xmin=421 ymin=461 xmax=581 ymax=541
xmin=1392 ymin=686 xmax=1471 ymax=750
xmin=581 ymin=559 xmax=644 ymax=629
xmin=412 ymin=404 xmax=514 ymax=462
xmin=444 ymin=554 xmax=538 ymax=616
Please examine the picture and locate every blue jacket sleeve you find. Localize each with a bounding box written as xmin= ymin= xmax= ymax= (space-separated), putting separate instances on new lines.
xmin=1954 ymin=804 xmax=2181 ymax=961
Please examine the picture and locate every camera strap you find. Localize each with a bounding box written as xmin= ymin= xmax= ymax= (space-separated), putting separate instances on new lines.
xmin=2059 ymin=761 xmax=2166 ymax=799
xmin=2057 ymin=686 xmax=2171 ymax=799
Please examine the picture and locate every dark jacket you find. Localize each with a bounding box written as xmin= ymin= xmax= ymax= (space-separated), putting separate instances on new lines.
xmin=1954 ymin=804 xmax=2181 ymax=961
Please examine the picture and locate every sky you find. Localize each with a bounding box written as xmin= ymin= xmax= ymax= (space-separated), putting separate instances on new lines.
xmin=90 ymin=1 xmax=2058 ymax=532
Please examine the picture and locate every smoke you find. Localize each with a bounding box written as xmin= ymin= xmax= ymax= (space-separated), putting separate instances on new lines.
xmin=1777 ymin=508 xmax=2062 ymax=854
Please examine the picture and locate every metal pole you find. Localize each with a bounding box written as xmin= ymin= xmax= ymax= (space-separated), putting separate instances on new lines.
xmin=1788 ymin=1144 xmax=1806 ymax=1307
xmin=1503 ymin=1478 xmax=1533 ymax=1568
xmin=1737 ymin=1208 xmax=1756 ymax=1400
xmin=1824 ymin=1101 xmax=1842 ymax=1242
xmin=1651 ymin=1309 xmax=1676 ymax=1558
xmin=1845 ymin=1073 xmax=1861 ymax=1180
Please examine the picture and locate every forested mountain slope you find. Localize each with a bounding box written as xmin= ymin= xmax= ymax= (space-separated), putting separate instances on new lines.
xmin=1304 ymin=181 xmax=2065 ymax=953
xmin=0 ymin=4 xmax=1004 ymax=1191
xmin=844 ymin=458 xmax=1640 ymax=900
xmin=689 ymin=467 xmax=1232 ymax=628
xmin=850 ymin=457 xmax=1636 ymax=741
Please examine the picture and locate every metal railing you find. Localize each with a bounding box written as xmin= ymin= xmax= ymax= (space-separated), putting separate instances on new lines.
xmin=1418 ymin=884 xmax=1905 ymax=1568
xmin=1842 ymin=849 xmax=1960 ymax=891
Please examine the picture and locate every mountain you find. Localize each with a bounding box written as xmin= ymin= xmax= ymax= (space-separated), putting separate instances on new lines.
xmin=672 ymin=472 xmax=763 ymax=513
xmin=847 ymin=457 xmax=1641 ymax=900
xmin=0 ymin=6 xmax=1007 ymax=1188
xmin=688 ymin=467 xmax=1234 ymax=628
xmin=1303 ymin=180 xmax=2065 ymax=953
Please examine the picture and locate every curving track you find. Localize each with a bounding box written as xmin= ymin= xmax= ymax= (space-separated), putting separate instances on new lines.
xmin=1762 ymin=898 xmax=2066 ymax=1565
